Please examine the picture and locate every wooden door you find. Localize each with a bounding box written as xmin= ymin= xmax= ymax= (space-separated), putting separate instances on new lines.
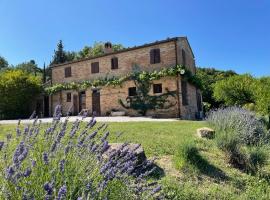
xmin=73 ymin=94 xmax=78 ymax=115
xmin=92 ymin=90 xmax=101 ymax=116
xmin=44 ymin=96 xmax=49 ymax=117
xmin=79 ymin=91 xmax=86 ymax=112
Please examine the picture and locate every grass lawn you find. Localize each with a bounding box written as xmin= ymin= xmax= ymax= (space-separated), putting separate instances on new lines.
xmin=0 ymin=120 xmax=270 ymax=199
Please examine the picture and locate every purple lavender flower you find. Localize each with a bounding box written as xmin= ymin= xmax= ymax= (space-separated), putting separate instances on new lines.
xmin=53 ymin=105 xmax=62 ymax=120
xmin=59 ymin=159 xmax=65 ymax=173
xmin=5 ymin=166 xmax=15 ymax=180
xmin=43 ymin=152 xmax=49 ymax=165
xmin=150 ymin=185 xmax=161 ymax=195
xmin=100 ymin=132 xmax=109 ymax=142
xmin=0 ymin=141 xmax=4 ymax=150
xmin=57 ymin=185 xmax=67 ymax=200
xmin=23 ymin=167 xmax=32 ymax=177
xmin=31 ymin=160 xmax=36 ymax=167
xmin=13 ymin=141 xmax=28 ymax=168
xmin=44 ymin=182 xmax=53 ymax=195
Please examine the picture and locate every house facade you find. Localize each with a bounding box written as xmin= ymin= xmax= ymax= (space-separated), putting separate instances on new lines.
xmin=49 ymin=37 xmax=202 ymax=119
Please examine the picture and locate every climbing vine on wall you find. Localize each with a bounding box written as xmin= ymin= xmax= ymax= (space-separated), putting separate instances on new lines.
xmin=44 ymin=65 xmax=202 ymax=95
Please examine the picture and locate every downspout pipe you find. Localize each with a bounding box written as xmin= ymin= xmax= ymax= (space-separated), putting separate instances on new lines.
xmin=174 ymin=40 xmax=181 ymax=119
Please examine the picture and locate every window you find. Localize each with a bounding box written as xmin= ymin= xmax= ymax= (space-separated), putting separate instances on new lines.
xmin=65 ymin=67 xmax=72 ymax=78
xmin=111 ymin=57 xmax=118 ymax=69
xmin=182 ymin=49 xmax=186 ymax=66
xmin=66 ymin=93 xmax=71 ymax=102
xmin=128 ymin=87 xmax=137 ymax=96
xmin=181 ymin=80 xmax=188 ymax=105
xmin=153 ymin=84 xmax=162 ymax=93
xmin=150 ymin=49 xmax=161 ymax=64
xmin=91 ymin=62 xmax=99 ymax=73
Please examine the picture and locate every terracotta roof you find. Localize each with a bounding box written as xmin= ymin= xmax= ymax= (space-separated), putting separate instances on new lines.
xmin=51 ymin=37 xmax=190 ymax=68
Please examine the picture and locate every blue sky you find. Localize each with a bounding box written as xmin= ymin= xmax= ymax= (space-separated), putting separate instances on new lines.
xmin=0 ymin=0 xmax=269 ymax=76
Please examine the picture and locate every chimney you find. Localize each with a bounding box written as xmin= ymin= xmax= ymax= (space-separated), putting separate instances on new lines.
xmin=104 ymin=42 xmax=113 ymax=54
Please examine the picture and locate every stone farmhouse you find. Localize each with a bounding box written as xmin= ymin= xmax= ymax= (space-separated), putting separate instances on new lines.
xmin=47 ymin=37 xmax=203 ymax=119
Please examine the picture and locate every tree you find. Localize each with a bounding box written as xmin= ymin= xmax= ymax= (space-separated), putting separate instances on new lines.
xmin=196 ymin=67 xmax=237 ymax=109
xmin=0 ymin=56 xmax=8 ymax=70
xmin=119 ymin=72 xmax=176 ymax=116
xmin=15 ymin=60 xmax=42 ymax=75
xmin=51 ymin=40 xmax=67 ymax=65
xmin=213 ymin=74 xmax=256 ymax=106
xmin=77 ymin=42 xmax=125 ymax=59
xmin=254 ymin=77 xmax=270 ymax=128
xmin=0 ymin=69 xmax=42 ymax=119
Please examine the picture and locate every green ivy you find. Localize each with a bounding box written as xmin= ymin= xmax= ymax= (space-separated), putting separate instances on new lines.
xmin=44 ymin=65 xmax=202 ymax=95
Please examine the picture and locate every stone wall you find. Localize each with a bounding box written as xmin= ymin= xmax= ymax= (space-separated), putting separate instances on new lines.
xmin=52 ymin=41 xmax=177 ymax=84
xmin=49 ymin=37 xmax=201 ymax=119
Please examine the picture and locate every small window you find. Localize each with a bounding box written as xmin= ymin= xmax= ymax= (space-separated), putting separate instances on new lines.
xmin=150 ymin=49 xmax=161 ymax=64
xmin=91 ymin=62 xmax=99 ymax=73
xmin=181 ymin=80 xmax=188 ymax=105
xmin=128 ymin=87 xmax=137 ymax=96
xmin=111 ymin=57 xmax=118 ymax=69
xmin=66 ymin=93 xmax=71 ymax=102
xmin=153 ymin=84 xmax=162 ymax=93
xmin=65 ymin=67 xmax=72 ymax=78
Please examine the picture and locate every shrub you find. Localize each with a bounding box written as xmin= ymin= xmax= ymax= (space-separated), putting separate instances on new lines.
xmin=207 ymin=107 xmax=269 ymax=173
xmin=0 ymin=69 xmax=42 ymax=119
xmin=0 ymin=106 xmax=161 ymax=199
xmin=207 ymin=107 xmax=268 ymax=145
xmin=244 ymin=147 xmax=268 ymax=174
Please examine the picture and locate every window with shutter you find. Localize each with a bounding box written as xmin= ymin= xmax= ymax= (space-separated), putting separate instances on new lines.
xmin=128 ymin=87 xmax=137 ymax=96
xmin=150 ymin=49 xmax=161 ymax=64
xmin=64 ymin=67 xmax=72 ymax=78
xmin=153 ymin=84 xmax=162 ymax=93
xmin=111 ymin=57 xmax=118 ymax=69
xmin=181 ymin=80 xmax=188 ymax=105
xmin=91 ymin=62 xmax=99 ymax=73
xmin=66 ymin=93 xmax=71 ymax=102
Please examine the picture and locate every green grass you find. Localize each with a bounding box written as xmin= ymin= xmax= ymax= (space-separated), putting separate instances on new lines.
xmin=0 ymin=120 xmax=270 ymax=199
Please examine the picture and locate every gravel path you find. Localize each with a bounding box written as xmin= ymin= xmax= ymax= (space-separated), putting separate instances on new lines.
xmin=0 ymin=116 xmax=178 ymax=124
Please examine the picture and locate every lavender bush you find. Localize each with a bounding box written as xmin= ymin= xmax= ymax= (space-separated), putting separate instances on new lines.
xmin=0 ymin=106 xmax=162 ymax=199
xmin=207 ymin=107 xmax=268 ymax=145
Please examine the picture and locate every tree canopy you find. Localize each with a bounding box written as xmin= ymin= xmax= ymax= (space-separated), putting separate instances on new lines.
xmin=196 ymin=67 xmax=237 ymax=109
xmin=0 ymin=69 xmax=42 ymax=119
xmin=0 ymin=56 xmax=8 ymax=70
xmin=15 ymin=60 xmax=42 ymax=75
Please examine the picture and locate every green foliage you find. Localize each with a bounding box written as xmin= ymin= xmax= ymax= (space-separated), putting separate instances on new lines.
xmin=213 ymin=74 xmax=256 ymax=106
xmin=174 ymin=138 xmax=198 ymax=169
xmin=0 ymin=56 xmax=9 ymax=70
xmin=45 ymin=65 xmax=201 ymax=96
xmin=119 ymin=70 xmax=177 ymax=116
xmin=51 ymin=40 xmax=68 ymax=65
xmin=0 ymin=70 xmax=42 ymax=119
xmin=76 ymin=42 xmax=125 ymax=59
xmin=196 ymin=67 xmax=237 ymax=108
xmin=15 ymin=60 xmax=42 ymax=75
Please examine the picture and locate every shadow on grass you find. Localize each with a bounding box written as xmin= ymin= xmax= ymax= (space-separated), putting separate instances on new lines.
xmin=188 ymin=150 xmax=228 ymax=182
xmin=148 ymin=164 xmax=166 ymax=180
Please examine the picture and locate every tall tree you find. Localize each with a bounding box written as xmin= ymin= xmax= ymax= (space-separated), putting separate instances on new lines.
xmin=196 ymin=67 xmax=237 ymax=109
xmin=51 ymin=40 xmax=67 ymax=65
xmin=0 ymin=56 xmax=8 ymax=70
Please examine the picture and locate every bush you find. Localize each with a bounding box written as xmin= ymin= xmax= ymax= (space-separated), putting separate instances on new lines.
xmin=0 ymin=106 xmax=161 ymax=199
xmin=207 ymin=107 xmax=269 ymax=173
xmin=0 ymin=69 xmax=42 ymax=119
xmin=207 ymin=107 xmax=268 ymax=145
